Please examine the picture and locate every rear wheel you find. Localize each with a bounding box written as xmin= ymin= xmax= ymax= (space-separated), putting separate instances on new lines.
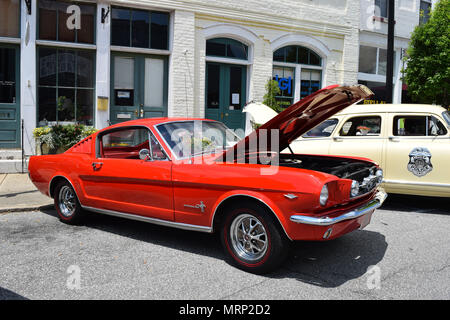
xmin=54 ymin=180 xmax=85 ymax=225
xmin=220 ymin=200 xmax=290 ymax=274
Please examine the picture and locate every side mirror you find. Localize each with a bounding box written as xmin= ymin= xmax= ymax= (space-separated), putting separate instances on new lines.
xmin=139 ymin=148 xmax=151 ymax=161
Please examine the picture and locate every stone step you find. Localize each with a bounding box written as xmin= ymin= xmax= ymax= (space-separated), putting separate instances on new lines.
xmin=0 ymin=149 xmax=23 ymax=160
xmin=0 ymin=159 xmax=28 ymax=174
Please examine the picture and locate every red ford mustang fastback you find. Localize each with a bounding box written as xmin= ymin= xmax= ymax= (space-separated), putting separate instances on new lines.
xmin=29 ymin=85 xmax=387 ymax=274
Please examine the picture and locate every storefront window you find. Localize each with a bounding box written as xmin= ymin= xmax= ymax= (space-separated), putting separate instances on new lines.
xmin=0 ymin=0 xmax=20 ymax=38
xmin=272 ymin=66 xmax=294 ymax=107
xmin=300 ymin=69 xmax=322 ymax=99
xmin=38 ymin=0 xmax=96 ymax=44
xmin=38 ymin=48 xmax=95 ymax=125
xmin=111 ymin=8 xmax=169 ymax=50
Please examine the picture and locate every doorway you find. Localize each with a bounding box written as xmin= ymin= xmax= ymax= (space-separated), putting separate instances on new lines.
xmin=110 ymin=53 xmax=167 ymax=124
xmin=205 ymin=62 xmax=247 ymax=130
xmin=0 ymin=45 xmax=20 ymax=148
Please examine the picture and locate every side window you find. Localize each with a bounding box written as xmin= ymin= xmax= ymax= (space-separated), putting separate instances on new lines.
xmin=100 ymin=128 xmax=150 ymax=159
xmin=339 ymin=116 xmax=381 ymax=136
xmin=393 ymin=115 xmax=448 ymax=136
xmin=303 ymin=118 xmax=338 ymax=138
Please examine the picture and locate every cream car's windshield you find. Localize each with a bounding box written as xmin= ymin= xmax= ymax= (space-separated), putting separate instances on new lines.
xmin=156 ymin=120 xmax=241 ymax=158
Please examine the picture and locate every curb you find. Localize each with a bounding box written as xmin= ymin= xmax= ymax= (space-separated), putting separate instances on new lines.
xmin=0 ymin=204 xmax=53 ymax=214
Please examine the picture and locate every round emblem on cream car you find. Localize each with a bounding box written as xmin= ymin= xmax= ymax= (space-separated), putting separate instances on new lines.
xmin=407 ymin=147 xmax=433 ymax=177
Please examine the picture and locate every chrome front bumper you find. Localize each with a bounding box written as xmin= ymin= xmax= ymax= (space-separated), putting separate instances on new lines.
xmin=290 ymin=189 xmax=388 ymax=226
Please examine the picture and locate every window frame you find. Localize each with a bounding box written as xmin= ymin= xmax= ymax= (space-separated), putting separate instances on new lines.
xmin=36 ymin=46 xmax=96 ymax=126
xmin=338 ymin=115 xmax=383 ymax=137
xmin=0 ymin=0 xmax=21 ymax=39
xmin=96 ymin=125 xmax=170 ymax=161
xmin=392 ymin=114 xmax=448 ymax=137
xmin=37 ymin=0 xmax=97 ymax=45
xmin=110 ymin=6 xmax=170 ymax=50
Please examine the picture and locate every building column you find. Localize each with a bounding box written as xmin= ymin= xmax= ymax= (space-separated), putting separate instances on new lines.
xmin=95 ymin=1 xmax=111 ymax=130
xmin=20 ymin=0 xmax=37 ymax=155
xmin=168 ymin=10 xmax=195 ymax=118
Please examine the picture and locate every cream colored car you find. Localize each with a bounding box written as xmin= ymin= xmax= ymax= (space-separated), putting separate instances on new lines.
xmin=290 ymin=104 xmax=450 ymax=197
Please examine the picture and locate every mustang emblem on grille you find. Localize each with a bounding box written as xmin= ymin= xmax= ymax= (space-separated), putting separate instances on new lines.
xmin=407 ymin=147 xmax=433 ymax=177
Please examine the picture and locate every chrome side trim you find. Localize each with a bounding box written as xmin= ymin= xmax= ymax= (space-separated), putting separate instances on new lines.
xmin=210 ymin=194 xmax=292 ymax=241
xmin=81 ymin=205 xmax=212 ymax=233
xmin=290 ymin=190 xmax=387 ymax=226
xmin=383 ymin=179 xmax=450 ymax=188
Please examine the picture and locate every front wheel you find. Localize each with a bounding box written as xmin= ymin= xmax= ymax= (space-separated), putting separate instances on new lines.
xmin=54 ymin=180 xmax=85 ymax=225
xmin=220 ymin=201 xmax=290 ymax=274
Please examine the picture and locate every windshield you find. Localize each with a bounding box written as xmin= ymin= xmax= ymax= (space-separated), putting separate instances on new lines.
xmin=442 ymin=111 xmax=450 ymax=126
xmin=302 ymin=118 xmax=339 ymax=138
xmin=156 ymin=120 xmax=241 ymax=158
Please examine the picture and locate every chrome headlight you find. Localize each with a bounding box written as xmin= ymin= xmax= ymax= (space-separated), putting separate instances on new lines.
xmin=350 ymin=180 xmax=360 ymax=198
xmin=319 ymin=184 xmax=329 ymax=206
xmin=376 ymin=169 xmax=383 ymax=184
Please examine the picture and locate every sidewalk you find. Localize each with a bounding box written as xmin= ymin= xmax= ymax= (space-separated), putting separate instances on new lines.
xmin=0 ymin=174 xmax=53 ymax=213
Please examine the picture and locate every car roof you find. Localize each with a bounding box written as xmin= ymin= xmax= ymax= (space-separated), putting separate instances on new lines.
xmin=101 ymin=117 xmax=214 ymax=131
xmin=337 ymin=104 xmax=448 ymax=116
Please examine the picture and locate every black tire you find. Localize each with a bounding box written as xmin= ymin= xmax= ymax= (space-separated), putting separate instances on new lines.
xmin=220 ymin=200 xmax=291 ymax=274
xmin=53 ymin=180 xmax=85 ymax=225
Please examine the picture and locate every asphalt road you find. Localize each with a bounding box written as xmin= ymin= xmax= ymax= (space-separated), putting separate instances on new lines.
xmin=0 ymin=194 xmax=449 ymax=300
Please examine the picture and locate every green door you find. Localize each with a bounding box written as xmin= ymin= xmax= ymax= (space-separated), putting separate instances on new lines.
xmin=0 ymin=46 xmax=20 ymax=148
xmin=110 ymin=53 xmax=167 ymax=124
xmin=205 ymin=62 xmax=247 ymax=130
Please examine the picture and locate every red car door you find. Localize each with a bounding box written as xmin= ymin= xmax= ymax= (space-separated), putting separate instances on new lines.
xmin=80 ymin=127 xmax=173 ymax=221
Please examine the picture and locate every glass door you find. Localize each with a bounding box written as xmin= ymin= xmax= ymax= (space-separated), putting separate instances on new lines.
xmin=110 ymin=53 xmax=167 ymax=124
xmin=0 ymin=46 xmax=20 ymax=148
xmin=205 ymin=62 xmax=247 ymax=130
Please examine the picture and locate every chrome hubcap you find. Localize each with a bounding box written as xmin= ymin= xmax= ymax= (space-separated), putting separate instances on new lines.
xmin=58 ymin=186 xmax=76 ymax=217
xmin=230 ymin=214 xmax=268 ymax=261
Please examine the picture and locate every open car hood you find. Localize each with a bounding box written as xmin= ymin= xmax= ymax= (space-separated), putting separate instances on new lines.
xmin=222 ymin=84 xmax=374 ymax=161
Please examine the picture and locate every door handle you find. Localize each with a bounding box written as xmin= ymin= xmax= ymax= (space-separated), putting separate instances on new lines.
xmin=225 ymin=113 xmax=229 ymax=117
xmin=333 ymin=137 xmax=343 ymax=142
xmin=92 ymin=162 xmax=103 ymax=171
xmin=389 ymin=136 xmax=400 ymax=142
xmin=140 ymin=109 xmax=144 ymax=118
xmin=220 ymin=112 xmax=224 ymax=119
xmin=134 ymin=109 xmax=138 ymax=116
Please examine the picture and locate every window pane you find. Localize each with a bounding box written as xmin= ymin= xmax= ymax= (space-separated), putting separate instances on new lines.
xmin=206 ymin=40 xmax=226 ymax=57
xmin=207 ymin=64 xmax=220 ymax=109
xmin=151 ymin=12 xmax=169 ymax=50
xmin=229 ymin=66 xmax=242 ymax=109
xmin=273 ymin=48 xmax=285 ymax=62
xmin=39 ymin=0 xmax=57 ymax=41
xmin=57 ymin=88 xmax=75 ymax=122
xmin=393 ymin=116 xmax=426 ymax=136
xmin=77 ymin=4 xmax=95 ymax=44
xmin=132 ymin=10 xmax=150 ymax=48
xmin=58 ymin=50 xmax=76 ymax=87
xmin=77 ymin=51 xmax=95 ymax=88
xmin=114 ymin=57 xmax=134 ymax=106
xmin=38 ymin=48 xmax=57 ymax=86
xmin=359 ymin=46 xmax=377 ymax=74
xmin=144 ymin=58 xmax=165 ymax=107
xmin=340 ymin=116 xmax=382 ymax=136
xmin=375 ymin=0 xmax=388 ymax=18
xmin=303 ymin=119 xmax=339 ymax=138
xmin=112 ymin=8 xmax=131 ymax=46
xmin=297 ymin=47 xmax=309 ymax=64
xmin=0 ymin=0 xmax=20 ymax=37
xmin=77 ymin=89 xmax=94 ymax=125
xmin=420 ymin=1 xmax=432 ymax=24
xmin=0 ymin=48 xmax=16 ymax=103
xmin=285 ymin=46 xmax=297 ymax=63
xmin=227 ymin=42 xmax=248 ymax=60
xmin=38 ymin=87 xmax=56 ymax=123
xmin=58 ymin=3 xmax=76 ymax=42
xmin=309 ymin=51 xmax=322 ymax=66
xmin=377 ymin=48 xmax=387 ymax=75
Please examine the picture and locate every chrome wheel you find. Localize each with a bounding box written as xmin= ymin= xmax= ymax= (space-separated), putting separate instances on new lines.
xmin=230 ymin=214 xmax=268 ymax=262
xmin=58 ymin=185 xmax=76 ymax=217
